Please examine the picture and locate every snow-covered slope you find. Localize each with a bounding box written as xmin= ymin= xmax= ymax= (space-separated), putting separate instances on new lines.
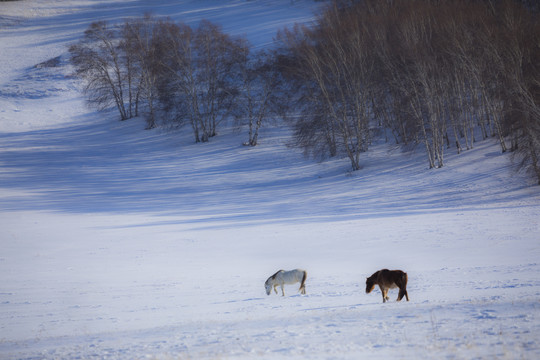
xmin=1 ymin=1 xmax=539 ymax=359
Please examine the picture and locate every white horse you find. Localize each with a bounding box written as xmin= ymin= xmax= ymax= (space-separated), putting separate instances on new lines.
xmin=265 ymin=269 xmax=307 ymax=296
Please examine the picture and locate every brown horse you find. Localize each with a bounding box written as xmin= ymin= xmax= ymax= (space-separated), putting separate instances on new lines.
xmin=366 ymin=269 xmax=409 ymax=303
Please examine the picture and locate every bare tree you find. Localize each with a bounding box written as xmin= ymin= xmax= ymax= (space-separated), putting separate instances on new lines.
xmin=155 ymin=21 xmax=198 ymax=138
xmin=236 ymin=48 xmax=283 ymax=146
xmin=278 ymin=1 xmax=378 ymax=170
xmin=496 ymin=0 xmax=540 ymax=183
xmin=157 ymin=20 xmax=246 ymax=142
xmin=69 ymin=21 xmax=138 ymax=121
xmin=192 ymin=20 xmax=245 ymax=142
xmin=122 ymin=14 xmax=169 ymax=129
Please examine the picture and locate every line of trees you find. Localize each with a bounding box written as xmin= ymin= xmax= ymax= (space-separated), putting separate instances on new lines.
xmin=278 ymin=0 xmax=539 ymax=180
xmin=69 ymin=15 xmax=282 ymax=145
xmin=69 ymin=1 xmax=540 ymax=184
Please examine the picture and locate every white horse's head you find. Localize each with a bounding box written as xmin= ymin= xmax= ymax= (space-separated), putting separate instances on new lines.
xmin=264 ymin=279 xmax=272 ymax=295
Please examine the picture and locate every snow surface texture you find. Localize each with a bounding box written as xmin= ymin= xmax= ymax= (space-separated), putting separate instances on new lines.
xmin=1 ymin=1 xmax=539 ymax=359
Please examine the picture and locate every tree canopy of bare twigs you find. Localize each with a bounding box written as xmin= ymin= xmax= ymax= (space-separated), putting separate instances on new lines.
xmin=69 ymin=1 xmax=540 ymax=184
xmin=69 ymin=21 xmax=140 ymax=121
xmin=277 ymin=0 xmax=539 ymax=180
xmin=277 ymin=2 xmax=378 ymax=170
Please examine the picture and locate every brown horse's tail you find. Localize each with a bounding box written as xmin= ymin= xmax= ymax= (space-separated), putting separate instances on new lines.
xmin=398 ymin=272 xmax=409 ymax=301
xmin=300 ymin=270 xmax=307 ymax=294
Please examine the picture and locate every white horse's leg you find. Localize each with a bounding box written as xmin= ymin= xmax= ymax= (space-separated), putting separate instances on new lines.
xmin=281 ymin=284 xmax=285 ymax=296
xmin=273 ymin=284 xmax=278 ymax=294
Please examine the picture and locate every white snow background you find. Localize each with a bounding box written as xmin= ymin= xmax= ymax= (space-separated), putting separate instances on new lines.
xmin=1 ymin=0 xmax=539 ymax=359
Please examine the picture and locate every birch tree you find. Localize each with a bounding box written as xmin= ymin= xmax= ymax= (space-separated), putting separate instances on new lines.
xmin=69 ymin=21 xmax=138 ymax=121
xmin=122 ymin=14 xmax=167 ymax=129
xmin=192 ymin=20 xmax=245 ymax=142
xmin=237 ymin=48 xmax=282 ymax=146
xmin=278 ymin=1 xmax=377 ymax=170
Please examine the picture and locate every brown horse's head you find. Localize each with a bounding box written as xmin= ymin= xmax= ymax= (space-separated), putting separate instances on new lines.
xmin=366 ymin=276 xmax=376 ymax=293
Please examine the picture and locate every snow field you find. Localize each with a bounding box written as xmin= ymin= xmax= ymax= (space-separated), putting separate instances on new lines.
xmin=1 ymin=207 xmax=539 ymax=358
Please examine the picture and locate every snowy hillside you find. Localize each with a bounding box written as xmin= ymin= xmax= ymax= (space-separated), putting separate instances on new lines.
xmin=1 ymin=1 xmax=539 ymax=359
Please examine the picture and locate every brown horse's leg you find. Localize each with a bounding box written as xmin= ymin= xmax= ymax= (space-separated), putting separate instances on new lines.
xmin=401 ymin=272 xmax=409 ymax=301
xmin=397 ymin=288 xmax=409 ymax=301
xmin=380 ymin=286 xmax=387 ymax=303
